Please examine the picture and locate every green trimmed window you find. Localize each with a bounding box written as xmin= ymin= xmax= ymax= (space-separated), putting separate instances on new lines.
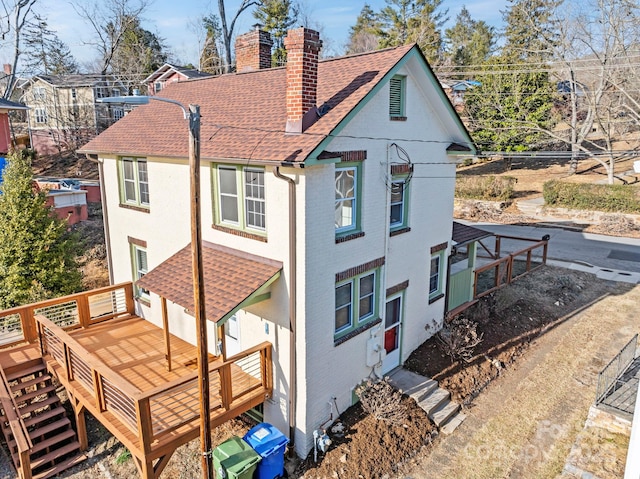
xmin=335 ymin=270 xmax=379 ymax=338
xmin=390 ymin=176 xmax=409 ymax=231
xmin=389 ymin=75 xmax=406 ymax=118
xmin=335 ymin=163 xmax=362 ymax=235
xmin=429 ymin=251 xmax=444 ymax=299
xmin=214 ymin=164 xmax=266 ymax=233
xmin=131 ymin=244 xmax=149 ymax=300
xmin=119 ymin=157 xmax=149 ymax=208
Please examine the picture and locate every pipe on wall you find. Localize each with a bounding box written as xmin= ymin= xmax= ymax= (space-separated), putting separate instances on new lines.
xmin=273 ymin=166 xmax=298 ymax=454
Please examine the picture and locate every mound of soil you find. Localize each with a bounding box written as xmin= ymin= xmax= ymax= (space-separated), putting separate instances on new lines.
xmin=296 ymin=398 xmax=434 ymax=479
xmin=405 ymin=266 xmax=618 ymax=404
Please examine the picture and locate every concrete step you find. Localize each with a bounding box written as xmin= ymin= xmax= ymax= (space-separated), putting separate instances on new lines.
xmin=388 ymin=369 xmax=438 ymax=402
xmin=418 ymin=388 xmax=450 ymax=417
xmin=440 ymin=411 xmax=467 ymax=435
xmin=429 ymin=400 xmax=459 ymax=427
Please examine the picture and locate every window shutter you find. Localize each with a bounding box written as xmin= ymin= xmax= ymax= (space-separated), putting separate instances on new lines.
xmin=389 ymin=77 xmax=403 ymax=116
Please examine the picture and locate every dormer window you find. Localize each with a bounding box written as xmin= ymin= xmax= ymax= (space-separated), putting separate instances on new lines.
xmin=154 ymin=82 xmax=163 ymax=93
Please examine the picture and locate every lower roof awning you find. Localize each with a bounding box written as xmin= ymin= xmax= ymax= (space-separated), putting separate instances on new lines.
xmin=136 ymin=241 xmax=282 ymax=325
xmin=452 ymin=221 xmax=493 ymax=247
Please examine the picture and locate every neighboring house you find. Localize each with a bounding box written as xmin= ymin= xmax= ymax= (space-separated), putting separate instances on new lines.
xmin=78 ymin=27 xmax=474 ymax=457
xmin=0 ymin=98 xmax=28 ymax=155
xmin=450 ymin=80 xmax=481 ymax=108
xmin=143 ymin=63 xmax=213 ymax=96
xmin=19 ymin=74 xmax=127 ymax=155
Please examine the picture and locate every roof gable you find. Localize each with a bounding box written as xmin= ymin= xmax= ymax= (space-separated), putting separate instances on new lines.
xmin=80 ymin=44 xmax=474 ymax=163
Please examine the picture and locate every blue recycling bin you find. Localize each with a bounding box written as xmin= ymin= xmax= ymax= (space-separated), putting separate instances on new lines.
xmin=243 ymin=423 xmax=288 ymax=479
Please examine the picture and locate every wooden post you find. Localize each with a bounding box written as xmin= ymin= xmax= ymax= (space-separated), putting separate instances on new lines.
xmin=218 ymin=323 xmax=226 ymax=361
xmin=124 ymin=283 xmax=136 ymax=315
xmin=77 ymin=295 xmax=91 ymax=328
xmin=187 ymin=104 xmax=213 ymax=479
xmin=136 ymin=398 xmax=154 ymax=455
xmin=161 ymin=297 xmax=171 ymax=372
xmin=71 ymin=394 xmax=88 ymax=451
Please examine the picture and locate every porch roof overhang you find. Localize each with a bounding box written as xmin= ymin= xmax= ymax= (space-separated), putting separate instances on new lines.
xmin=452 ymin=221 xmax=493 ymax=247
xmin=136 ymin=241 xmax=282 ymax=325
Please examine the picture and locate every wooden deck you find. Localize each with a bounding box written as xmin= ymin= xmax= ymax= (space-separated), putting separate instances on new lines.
xmin=0 ymin=283 xmax=273 ymax=478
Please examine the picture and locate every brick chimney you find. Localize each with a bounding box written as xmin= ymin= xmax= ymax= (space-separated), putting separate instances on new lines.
xmin=3 ymin=64 xmax=11 ymax=75
xmin=235 ymin=26 xmax=273 ymax=72
xmin=284 ymin=27 xmax=322 ymax=134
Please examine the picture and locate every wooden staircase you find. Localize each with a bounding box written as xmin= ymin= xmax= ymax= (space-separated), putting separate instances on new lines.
xmin=0 ymin=359 xmax=85 ymax=479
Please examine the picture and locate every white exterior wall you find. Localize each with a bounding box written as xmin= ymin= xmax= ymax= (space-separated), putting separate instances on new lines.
xmin=101 ymin=53 xmax=466 ymax=459
xmin=298 ymin=58 xmax=460 ymax=455
xmin=102 ymin=155 xmax=297 ymax=440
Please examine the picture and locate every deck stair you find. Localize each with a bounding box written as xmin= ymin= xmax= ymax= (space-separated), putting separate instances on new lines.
xmin=389 ymin=368 xmax=466 ymax=434
xmin=0 ymin=358 xmax=85 ymax=479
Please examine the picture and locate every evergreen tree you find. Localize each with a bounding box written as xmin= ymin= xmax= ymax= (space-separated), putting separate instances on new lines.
xmin=377 ymin=0 xmax=447 ymax=65
xmin=23 ymin=14 xmax=79 ymax=75
xmin=377 ymin=0 xmax=415 ymax=48
xmin=109 ymin=15 xmax=168 ymax=92
xmin=253 ymin=0 xmax=298 ymax=66
xmin=0 ymin=150 xmax=82 ymax=309
xmin=465 ymin=0 xmax=557 ymax=151
xmin=502 ymin=0 xmax=560 ymax=62
xmin=444 ymin=6 xmax=494 ymax=74
xmin=200 ymin=14 xmax=224 ymax=75
xmin=406 ymin=0 xmax=447 ymax=65
xmin=345 ymin=3 xmax=381 ymax=54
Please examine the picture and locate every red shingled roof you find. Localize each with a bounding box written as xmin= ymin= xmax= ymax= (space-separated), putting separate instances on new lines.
xmin=80 ymin=45 xmax=415 ymax=164
xmin=136 ymin=241 xmax=282 ymax=324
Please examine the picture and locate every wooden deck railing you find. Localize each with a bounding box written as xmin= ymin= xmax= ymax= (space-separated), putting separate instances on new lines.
xmin=36 ymin=313 xmax=272 ymax=454
xmin=474 ymin=236 xmax=549 ymax=299
xmin=0 ymin=366 xmax=32 ymax=479
xmin=0 ymin=283 xmax=135 ymax=349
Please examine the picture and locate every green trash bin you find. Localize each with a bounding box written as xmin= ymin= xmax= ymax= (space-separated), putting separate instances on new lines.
xmin=213 ymin=436 xmax=261 ymax=479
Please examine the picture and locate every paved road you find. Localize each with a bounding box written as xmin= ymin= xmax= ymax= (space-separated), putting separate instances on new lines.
xmin=459 ymin=220 xmax=640 ymax=275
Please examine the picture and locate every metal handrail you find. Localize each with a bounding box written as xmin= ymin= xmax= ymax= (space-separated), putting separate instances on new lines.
xmin=596 ymin=334 xmax=638 ymax=404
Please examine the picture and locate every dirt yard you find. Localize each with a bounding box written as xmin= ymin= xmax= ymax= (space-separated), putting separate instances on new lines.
xmin=397 ymin=270 xmax=639 ymax=479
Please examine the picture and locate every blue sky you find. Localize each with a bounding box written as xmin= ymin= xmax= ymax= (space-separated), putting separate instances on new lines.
xmin=30 ymin=0 xmax=508 ymax=69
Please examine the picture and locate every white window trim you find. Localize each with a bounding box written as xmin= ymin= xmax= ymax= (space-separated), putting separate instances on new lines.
xmin=34 ymin=108 xmax=47 ymax=123
xmin=243 ymin=167 xmax=266 ymax=231
xmin=120 ymin=157 xmax=150 ymax=208
xmin=215 ymin=165 xmax=267 ymax=234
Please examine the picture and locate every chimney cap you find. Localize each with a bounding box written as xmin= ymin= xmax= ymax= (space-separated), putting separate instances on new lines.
xmin=252 ymin=23 xmax=263 ymax=31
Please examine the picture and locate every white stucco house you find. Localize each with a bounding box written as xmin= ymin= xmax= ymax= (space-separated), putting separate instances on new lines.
xmin=79 ymin=27 xmax=475 ymax=456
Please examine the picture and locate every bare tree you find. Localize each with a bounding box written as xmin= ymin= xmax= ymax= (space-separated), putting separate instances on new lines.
xmin=217 ymin=0 xmax=261 ymax=73
xmin=541 ymin=0 xmax=640 ymax=183
xmin=0 ymin=0 xmax=38 ymax=99
xmin=71 ymin=0 xmax=151 ymax=76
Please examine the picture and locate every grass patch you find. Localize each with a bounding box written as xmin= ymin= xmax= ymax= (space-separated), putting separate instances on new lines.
xmin=455 ymin=175 xmax=516 ymax=201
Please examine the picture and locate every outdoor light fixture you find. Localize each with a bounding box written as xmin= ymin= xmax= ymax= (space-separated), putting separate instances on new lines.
xmin=97 ymin=95 xmax=213 ymax=479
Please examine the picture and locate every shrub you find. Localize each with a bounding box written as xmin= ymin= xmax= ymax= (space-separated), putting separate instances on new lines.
xmin=455 ymin=175 xmax=516 ymax=201
xmin=543 ymin=180 xmax=640 ymax=213
xmin=355 ymin=378 xmax=408 ymax=425
xmin=437 ymin=317 xmax=484 ymax=363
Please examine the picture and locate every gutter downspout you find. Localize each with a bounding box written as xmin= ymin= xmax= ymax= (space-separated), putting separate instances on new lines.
xmin=273 ymin=166 xmax=297 ymax=455
xmin=85 ymin=153 xmax=114 ymax=284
